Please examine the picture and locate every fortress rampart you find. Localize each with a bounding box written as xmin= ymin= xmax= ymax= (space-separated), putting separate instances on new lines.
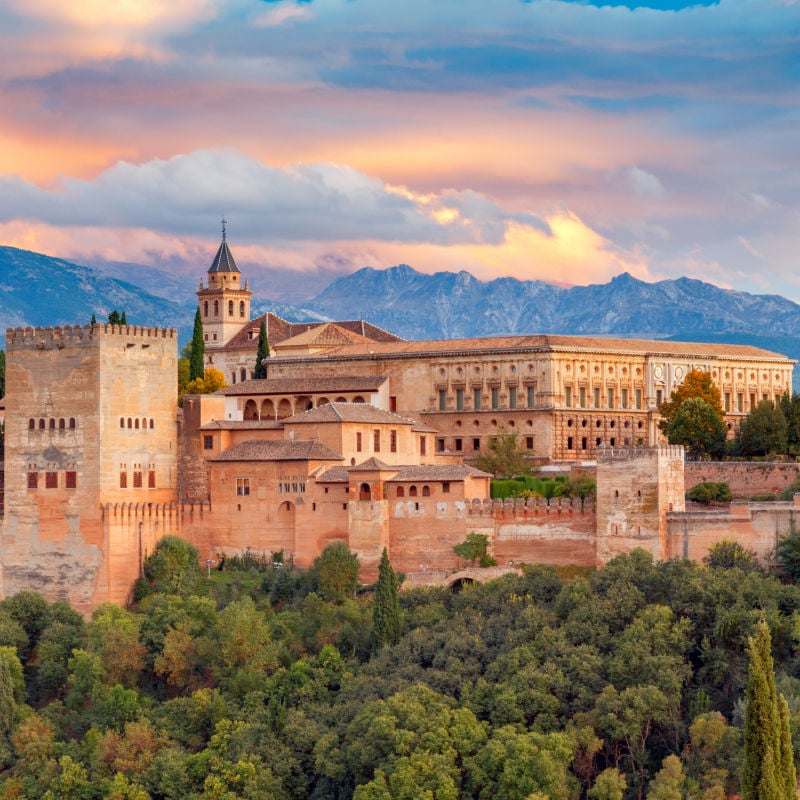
xmin=6 ymin=324 xmax=177 ymax=348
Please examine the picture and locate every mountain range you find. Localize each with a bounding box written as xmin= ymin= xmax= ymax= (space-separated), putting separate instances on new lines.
xmin=2 ymin=244 xmax=800 ymax=388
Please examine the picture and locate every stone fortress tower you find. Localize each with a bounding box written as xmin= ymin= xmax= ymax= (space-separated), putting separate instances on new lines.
xmin=2 ymin=323 xmax=179 ymax=613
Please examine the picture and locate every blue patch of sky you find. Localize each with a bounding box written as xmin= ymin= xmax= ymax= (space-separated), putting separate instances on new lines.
xmin=522 ymin=0 xmax=718 ymax=8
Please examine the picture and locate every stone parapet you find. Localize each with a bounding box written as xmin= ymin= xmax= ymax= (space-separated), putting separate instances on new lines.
xmin=465 ymin=496 xmax=593 ymax=517
xmin=6 ymin=324 xmax=177 ymax=348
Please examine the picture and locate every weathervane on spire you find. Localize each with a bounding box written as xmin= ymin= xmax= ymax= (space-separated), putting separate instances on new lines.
xmin=221 ymin=213 xmax=227 ymax=242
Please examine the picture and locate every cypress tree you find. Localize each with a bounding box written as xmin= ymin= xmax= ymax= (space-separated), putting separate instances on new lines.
xmin=372 ymin=548 xmax=401 ymax=650
xmin=108 ymin=310 xmax=121 ymax=325
xmin=120 ymin=310 xmax=127 ymax=326
xmin=189 ymin=307 xmax=205 ymax=382
xmin=254 ymin=318 xmax=269 ymax=380
xmin=742 ymin=616 xmax=795 ymax=800
xmin=0 ymin=350 xmax=5 ymax=399
xmin=90 ymin=313 xmax=97 ymax=326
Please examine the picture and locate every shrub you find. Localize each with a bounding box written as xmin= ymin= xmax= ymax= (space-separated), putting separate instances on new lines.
xmin=687 ymin=481 xmax=732 ymax=504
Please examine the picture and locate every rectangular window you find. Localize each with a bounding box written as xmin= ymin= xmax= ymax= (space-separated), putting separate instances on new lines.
xmin=420 ymin=436 xmax=426 ymax=456
xmin=438 ymin=389 xmax=446 ymax=411
xmin=236 ymin=478 xmax=250 ymax=496
xmin=456 ymin=389 xmax=464 ymax=410
xmin=737 ymin=393 xmax=743 ymax=413
xmin=724 ymin=392 xmax=731 ymax=412
xmin=509 ymin=387 xmax=517 ymax=409
xmin=565 ymin=386 xmax=572 ymax=408
xmin=203 ymin=435 xmax=213 ymax=450
xmin=442 ymin=482 xmax=450 ymax=494
xmin=527 ymin=386 xmax=535 ymax=408
xmin=133 ymin=471 xmax=143 ymax=489
xmin=455 ymin=438 xmax=463 ymax=451
xmin=750 ymin=393 xmax=756 ymax=409
xmin=120 ymin=471 xmax=127 ymax=489
xmin=473 ymin=438 xmax=480 ymax=451
xmin=473 ymin=389 xmax=481 ymax=410
xmin=436 ymin=438 xmax=445 ymax=452
xmin=45 ymin=471 xmax=58 ymax=489
xmin=580 ymin=387 xmax=586 ymax=408
xmin=635 ymin=388 xmax=642 ymax=410
xmin=581 ymin=437 xmax=587 ymax=450
xmin=656 ymin=389 xmax=663 ymax=406
xmin=390 ymin=430 xmax=397 ymax=452
xmin=373 ymin=430 xmax=381 ymax=452
xmin=65 ymin=471 xmax=77 ymax=489
xmin=608 ymin=388 xmax=614 ymax=409
xmin=390 ymin=396 xmax=397 ymax=412
xmin=356 ymin=432 xmax=362 ymax=452
xmin=525 ymin=436 xmax=534 ymax=449
xmin=593 ymin=387 xmax=600 ymax=408
xmin=764 ymin=393 xmax=769 ymax=403
xmin=148 ymin=470 xmax=156 ymax=489
xmin=567 ymin=436 xmax=574 ymax=450
xmin=491 ymin=387 xmax=499 ymax=409
xmin=621 ymin=388 xmax=628 ymax=409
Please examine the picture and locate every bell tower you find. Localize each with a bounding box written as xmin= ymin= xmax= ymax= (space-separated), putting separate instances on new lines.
xmin=197 ymin=218 xmax=252 ymax=359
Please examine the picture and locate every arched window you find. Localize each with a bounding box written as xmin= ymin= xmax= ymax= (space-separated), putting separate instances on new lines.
xmin=28 ymin=419 xmax=35 ymax=430
xmin=127 ymin=418 xmax=132 ymax=429
xmin=422 ymin=485 xmax=431 ymax=497
xmin=69 ymin=418 xmax=76 ymax=429
xmin=239 ymin=301 xmax=245 ymax=318
xmin=39 ymin=419 xmax=45 ymax=430
xmin=142 ymin=418 xmax=147 ymax=429
xmin=396 ymin=486 xmax=405 ymax=497
xmin=49 ymin=418 xmax=55 ymax=430
xmin=213 ymin=300 xmax=219 ymax=316
xmin=409 ymin=485 xmax=418 ymax=497
xmin=240 ymin=368 xmax=247 ymax=382
xmin=58 ymin=418 xmax=65 ymax=430
xmin=120 ymin=417 xmax=125 ymax=428
xmin=228 ymin=300 xmax=234 ymax=316
xmin=149 ymin=419 xmax=154 ymax=429
xmin=244 ymin=400 xmax=258 ymax=420
xmin=203 ymin=301 xmax=208 ymax=317
xmin=359 ymin=482 xmax=371 ymax=501
xmin=134 ymin=419 xmax=139 ymax=429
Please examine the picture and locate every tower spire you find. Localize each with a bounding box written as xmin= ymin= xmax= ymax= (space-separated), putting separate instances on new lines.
xmin=221 ymin=213 xmax=227 ymax=242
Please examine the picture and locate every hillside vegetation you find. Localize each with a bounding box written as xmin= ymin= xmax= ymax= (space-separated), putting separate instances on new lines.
xmin=0 ymin=543 xmax=798 ymax=799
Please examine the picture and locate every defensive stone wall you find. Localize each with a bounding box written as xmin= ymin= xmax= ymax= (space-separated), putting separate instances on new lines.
xmin=684 ymin=461 xmax=800 ymax=498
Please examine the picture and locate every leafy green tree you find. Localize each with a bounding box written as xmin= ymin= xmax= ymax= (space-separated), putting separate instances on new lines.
xmin=735 ymin=401 xmax=788 ymax=458
xmin=474 ymin=428 xmax=529 ymax=478
xmin=704 ymin=540 xmax=760 ymax=573
xmin=741 ymin=616 xmax=796 ymax=800
xmin=254 ymin=318 xmax=269 ymax=379
xmin=313 ymin=543 xmax=360 ymax=603
xmin=372 ymin=549 xmax=401 ymax=650
xmin=453 ymin=532 xmax=497 ymax=567
xmin=87 ymin=604 xmax=146 ymax=688
xmin=779 ymin=393 xmax=800 ymax=456
xmin=108 ymin=310 xmax=122 ymax=325
xmin=189 ymin=307 xmax=205 ymax=382
xmin=776 ymin=524 xmax=800 ymax=582
xmin=589 ymin=768 xmax=626 ymax=800
xmin=647 ymin=754 xmax=686 ymax=800
xmin=658 ymin=369 xmax=725 ymax=424
xmin=140 ymin=536 xmax=202 ymax=598
xmin=660 ymin=397 xmax=727 ymax=460
xmin=687 ymin=481 xmax=732 ymax=504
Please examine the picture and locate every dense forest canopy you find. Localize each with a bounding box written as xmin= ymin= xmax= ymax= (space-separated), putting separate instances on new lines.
xmin=0 ymin=542 xmax=799 ymax=799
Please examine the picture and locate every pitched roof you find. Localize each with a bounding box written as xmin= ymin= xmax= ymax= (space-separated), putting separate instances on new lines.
xmin=282 ymin=402 xmax=415 ymax=425
xmin=313 ymin=466 xmax=350 ymax=483
xmin=199 ymin=420 xmax=283 ymax=431
xmin=350 ymin=457 xmax=393 ymax=471
xmin=269 ymin=333 xmax=792 ymax=362
xmin=208 ymin=239 xmax=240 ymax=274
xmin=211 ymin=439 xmax=343 ymax=462
xmin=389 ymin=464 xmax=492 ymax=481
xmin=215 ymin=375 xmax=387 ymax=396
xmin=275 ymin=323 xmax=372 ymax=349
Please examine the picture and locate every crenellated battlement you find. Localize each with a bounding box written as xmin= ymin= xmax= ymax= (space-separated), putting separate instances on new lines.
xmin=100 ymin=500 xmax=211 ymax=520
xmin=6 ymin=324 xmax=178 ymax=349
xmin=597 ymin=444 xmax=684 ymax=463
xmin=465 ymin=495 xmax=593 ymax=517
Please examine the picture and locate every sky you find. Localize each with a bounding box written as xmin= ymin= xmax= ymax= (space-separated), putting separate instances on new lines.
xmin=1 ymin=0 xmax=800 ymax=301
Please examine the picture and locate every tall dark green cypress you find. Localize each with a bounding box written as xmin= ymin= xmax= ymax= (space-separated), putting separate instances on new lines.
xmin=0 ymin=350 xmax=5 ymax=399
xmin=372 ymin=548 xmax=401 ymax=650
xmin=189 ymin=306 xmax=205 ymax=382
xmin=254 ymin=318 xmax=269 ymax=380
xmin=742 ymin=616 xmax=796 ymax=800
xmin=90 ymin=313 xmax=97 ymax=327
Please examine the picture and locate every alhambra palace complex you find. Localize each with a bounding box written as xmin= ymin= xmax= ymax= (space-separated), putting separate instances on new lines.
xmin=4 ymin=233 xmax=800 ymax=613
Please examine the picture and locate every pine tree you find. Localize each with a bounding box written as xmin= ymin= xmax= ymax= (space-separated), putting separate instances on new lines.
xmin=189 ymin=307 xmax=205 ymax=382
xmin=742 ymin=616 xmax=796 ymax=800
xmin=108 ymin=310 xmax=121 ymax=325
xmin=120 ymin=310 xmax=127 ymax=326
xmin=90 ymin=313 xmax=97 ymax=326
xmin=372 ymin=548 xmax=401 ymax=650
xmin=254 ymin=318 xmax=269 ymax=380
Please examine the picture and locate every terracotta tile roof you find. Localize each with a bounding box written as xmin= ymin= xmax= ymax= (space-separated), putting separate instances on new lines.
xmin=313 ymin=466 xmax=350 ymax=483
xmin=389 ymin=464 xmax=492 ymax=481
xmin=211 ymin=439 xmax=343 ymax=462
xmin=271 ymin=333 xmax=792 ymax=362
xmin=350 ymin=457 xmax=393 ymax=471
xmin=275 ymin=323 xmax=372 ymax=349
xmin=215 ymin=375 xmax=387 ymax=396
xmin=199 ymin=420 xmax=283 ymax=430
xmin=282 ymin=402 xmax=415 ymax=425
xmin=215 ymin=313 xmax=402 ymax=353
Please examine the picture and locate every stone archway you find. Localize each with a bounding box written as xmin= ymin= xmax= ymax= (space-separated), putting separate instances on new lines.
xmin=277 ymin=398 xmax=293 ymax=419
xmin=243 ymin=399 xmax=259 ymax=420
xmin=261 ymin=399 xmax=275 ymax=419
